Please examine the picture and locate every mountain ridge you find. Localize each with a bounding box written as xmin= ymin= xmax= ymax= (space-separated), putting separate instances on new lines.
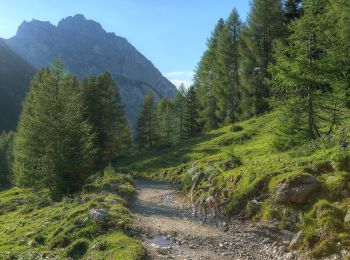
xmin=6 ymin=14 xmax=177 ymax=126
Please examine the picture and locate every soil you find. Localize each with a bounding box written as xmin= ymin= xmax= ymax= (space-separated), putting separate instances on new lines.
xmin=131 ymin=179 xmax=305 ymax=260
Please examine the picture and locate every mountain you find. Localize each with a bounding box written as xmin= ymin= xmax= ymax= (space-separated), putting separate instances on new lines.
xmin=0 ymin=40 xmax=35 ymax=131
xmin=6 ymin=14 xmax=177 ymax=126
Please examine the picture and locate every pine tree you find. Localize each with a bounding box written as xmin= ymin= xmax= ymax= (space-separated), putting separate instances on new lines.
xmin=136 ymin=90 xmax=158 ymax=149
xmin=172 ymin=84 xmax=186 ymax=141
xmin=80 ymin=72 xmax=130 ymax=162
xmin=240 ymin=0 xmax=285 ymax=116
xmin=216 ymin=9 xmax=242 ymax=124
xmin=183 ymin=86 xmax=201 ymax=138
xmin=13 ymin=61 xmax=96 ymax=199
xmin=157 ymin=97 xmax=173 ymax=146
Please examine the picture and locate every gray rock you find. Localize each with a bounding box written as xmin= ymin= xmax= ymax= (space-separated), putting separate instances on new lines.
xmin=289 ymin=230 xmax=303 ymax=249
xmin=187 ymin=167 xmax=197 ymax=176
xmin=89 ymin=208 xmax=108 ymax=223
xmin=345 ymin=209 xmax=350 ymax=223
xmin=275 ymin=175 xmax=321 ymax=204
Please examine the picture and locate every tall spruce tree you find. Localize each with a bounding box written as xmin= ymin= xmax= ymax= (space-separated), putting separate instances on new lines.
xmin=216 ymin=9 xmax=242 ymax=124
xmin=13 ymin=61 xmax=96 ymax=199
xmin=136 ymin=90 xmax=158 ymax=149
xmin=240 ymin=0 xmax=285 ymax=116
xmin=80 ymin=72 xmax=130 ymax=162
xmin=195 ymin=19 xmax=224 ymax=131
xmin=270 ymin=0 xmax=343 ymax=148
xmin=183 ymin=86 xmax=201 ymax=138
xmin=157 ymin=97 xmax=174 ymax=146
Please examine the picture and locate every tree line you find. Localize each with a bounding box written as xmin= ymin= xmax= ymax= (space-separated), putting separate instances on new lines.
xmin=141 ymin=0 xmax=348 ymax=150
xmin=1 ymin=61 xmax=131 ymax=199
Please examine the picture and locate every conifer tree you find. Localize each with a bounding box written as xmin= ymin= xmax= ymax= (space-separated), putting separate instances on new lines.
xmin=136 ymin=90 xmax=158 ymax=149
xmin=195 ymin=19 xmax=224 ymax=131
xmin=183 ymin=86 xmax=201 ymax=138
xmin=270 ymin=0 xmax=343 ymax=147
xmin=240 ymin=0 xmax=285 ymax=116
xmin=157 ymin=97 xmax=173 ymax=146
xmin=13 ymin=61 xmax=96 ymax=199
xmin=0 ymin=132 xmax=13 ymax=188
xmin=80 ymin=72 xmax=130 ymax=161
xmin=216 ymin=9 xmax=242 ymax=124
xmin=172 ymin=84 xmax=186 ymax=141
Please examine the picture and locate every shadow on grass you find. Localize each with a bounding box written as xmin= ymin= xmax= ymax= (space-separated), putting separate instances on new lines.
xmin=116 ymin=132 xmax=223 ymax=173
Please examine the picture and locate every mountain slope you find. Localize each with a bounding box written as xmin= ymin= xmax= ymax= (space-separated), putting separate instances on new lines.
xmin=116 ymin=111 xmax=350 ymax=258
xmin=0 ymin=40 xmax=35 ymax=131
xmin=6 ymin=14 xmax=177 ymax=126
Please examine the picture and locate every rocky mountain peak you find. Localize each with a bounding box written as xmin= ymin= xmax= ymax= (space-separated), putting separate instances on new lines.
xmin=57 ymin=14 xmax=105 ymax=37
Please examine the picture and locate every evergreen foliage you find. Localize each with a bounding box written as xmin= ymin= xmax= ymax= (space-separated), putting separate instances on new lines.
xmin=156 ymin=97 xmax=174 ymax=146
xmin=13 ymin=61 xmax=96 ymax=199
xmin=270 ymin=0 xmax=347 ymax=148
xmin=183 ymin=86 xmax=201 ymax=138
xmin=0 ymin=132 xmax=14 ymax=188
xmin=136 ymin=90 xmax=158 ymax=149
xmin=239 ymin=0 xmax=285 ymax=116
xmin=80 ymin=72 xmax=131 ymax=162
xmin=172 ymin=84 xmax=186 ymax=141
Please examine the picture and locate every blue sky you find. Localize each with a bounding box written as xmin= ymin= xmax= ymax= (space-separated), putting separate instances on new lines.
xmin=0 ymin=0 xmax=250 ymax=87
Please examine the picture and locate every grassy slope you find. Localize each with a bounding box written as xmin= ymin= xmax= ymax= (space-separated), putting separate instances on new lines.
xmin=0 ymin=167 xmax=145 ymax=260
xmin=117 ymin=111 xmax=350 ymax=258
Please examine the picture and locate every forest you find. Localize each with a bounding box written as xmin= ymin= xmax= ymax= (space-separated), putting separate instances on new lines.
xmin=0 ymin=0 xmax=350 ymax=259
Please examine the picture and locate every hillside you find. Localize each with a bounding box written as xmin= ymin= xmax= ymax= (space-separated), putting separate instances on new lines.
xmin=6 ymin=14 xmax=177 ymax=126
xmin=0 ymin=40 xmax=35 ymax=131
xmin=116 ymin=111 xmax=350 ymax=258
xmin=0 ymin=167 xmax=145 ymax=259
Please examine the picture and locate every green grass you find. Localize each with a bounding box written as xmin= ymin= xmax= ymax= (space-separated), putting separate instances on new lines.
xmin=116 ymin=110 xmax=350 ymax=257
xmin=0 ymin=167 xmax=145 ymax=259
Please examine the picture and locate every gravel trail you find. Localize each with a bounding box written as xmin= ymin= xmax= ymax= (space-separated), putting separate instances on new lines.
xmin=131 ymin=179 xmax=303 ymax=260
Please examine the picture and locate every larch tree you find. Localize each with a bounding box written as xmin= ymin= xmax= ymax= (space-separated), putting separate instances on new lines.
xmin=183 ymin=86 xmax=201 ymax=138
xmin=240 ymin=0 xmax=285 ymax=116
xmin=136 ymin=90 xmax=158 ymax=149
xmin=80 ymin=72 xmax=130 ymax=162
xmin=13 ymin=61 xmax=96 ymax=199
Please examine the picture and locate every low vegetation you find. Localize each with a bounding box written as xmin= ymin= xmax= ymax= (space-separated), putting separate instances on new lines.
xmin=0 ymin=167 xmax=145 ymax=259
xmin=116 ymin=111 xmax=350 ymax=257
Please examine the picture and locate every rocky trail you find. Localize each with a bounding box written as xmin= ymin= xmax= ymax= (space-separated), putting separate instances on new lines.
xmin=131 ymin=179 xmax=303 ymax=260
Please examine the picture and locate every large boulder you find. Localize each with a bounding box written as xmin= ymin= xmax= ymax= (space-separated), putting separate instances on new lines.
xmin=275 ymin=175 xmax=321 ymax=204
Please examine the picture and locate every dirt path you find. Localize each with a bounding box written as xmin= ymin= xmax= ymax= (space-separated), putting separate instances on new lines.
xmin=131 ymin=179 xmax=303 ymax=260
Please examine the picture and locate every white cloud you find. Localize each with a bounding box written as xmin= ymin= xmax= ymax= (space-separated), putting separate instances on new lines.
xmin=170 ymin=80 xmax=193 ymax=90
xmin=163 ymin=71 xmax=194 ymax=81
xmin=163 ymin=71 xmax=194 ymax=89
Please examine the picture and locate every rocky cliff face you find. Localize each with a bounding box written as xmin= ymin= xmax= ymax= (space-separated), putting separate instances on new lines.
xmin=0 ymin=40 xmax=35 ymax=131
xmin=6 ymin=14 xmax=177 ymax=126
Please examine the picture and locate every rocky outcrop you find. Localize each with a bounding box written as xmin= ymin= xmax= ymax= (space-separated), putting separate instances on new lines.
xmin=345 ymin=209 xmax=350 ymax=223
xmin=275 ymin=175 xmax=321 ymax=204
xmin=6 ymin=14 xmax=177 ymax=127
